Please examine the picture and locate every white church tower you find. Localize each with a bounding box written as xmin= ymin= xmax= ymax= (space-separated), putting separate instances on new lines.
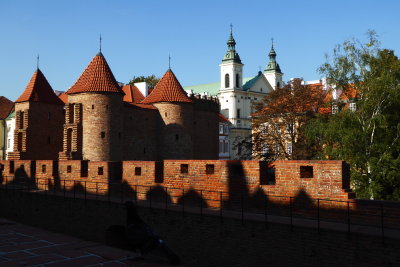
xmin=263 ymin=40 xmax=283 ymax=90
xmin=219 ymin=25 xmax=243 ymax=124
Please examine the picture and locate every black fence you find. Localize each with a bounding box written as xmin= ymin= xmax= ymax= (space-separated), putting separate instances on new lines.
xmin=1 ymin=176 xmax=400 ymax=241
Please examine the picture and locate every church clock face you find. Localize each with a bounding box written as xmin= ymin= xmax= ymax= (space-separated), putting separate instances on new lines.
xmin=225 ymin=53 xmax=230 ymax=58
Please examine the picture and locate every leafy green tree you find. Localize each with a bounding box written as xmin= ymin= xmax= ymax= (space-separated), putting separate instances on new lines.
xmin=306 ymin=31 xmax=400 ymax=200
xmin=129 ymin=75 xmax=160 ymax=88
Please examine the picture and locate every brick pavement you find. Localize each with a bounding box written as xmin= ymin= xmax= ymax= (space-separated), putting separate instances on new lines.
xmin=0 ymin=218 xmax=174 ymax=266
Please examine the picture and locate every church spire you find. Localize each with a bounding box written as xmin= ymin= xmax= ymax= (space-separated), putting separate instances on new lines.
xmin=265 ymin=38 xmax=281 ymax=73
xmin=222 ymin=24 xmax=241 ymax=64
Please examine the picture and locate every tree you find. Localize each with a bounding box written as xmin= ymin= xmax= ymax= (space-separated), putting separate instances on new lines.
xmin=306 ymin=31 xmax=400 ymax=200
xmin=129 ymin=75 xmax=160 ymax=88
xmin=251 ymin=78 xmax=326 ymax=161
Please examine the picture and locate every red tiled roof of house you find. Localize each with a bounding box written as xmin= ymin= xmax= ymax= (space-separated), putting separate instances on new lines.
xmin=122 ymin=84 xmax=145 ymax=104
xmin=66 ymin=52 xmax=122 ymax=95
xmin=218 ymin=113 xmax=231 ymax=124
xmin=141 ymin=69 xmax=193 ymax=104
xmin=0 ymin=96 xmax=14 ymax=119
xmin=58 ymin=93 xmax=68 ymax=104
xmin=15 ymin=69 xmax=64 ymax=105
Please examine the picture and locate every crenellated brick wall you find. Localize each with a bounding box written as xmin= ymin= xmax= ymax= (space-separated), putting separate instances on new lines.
xmin=0 ymin=159 xmax=355 ymax=209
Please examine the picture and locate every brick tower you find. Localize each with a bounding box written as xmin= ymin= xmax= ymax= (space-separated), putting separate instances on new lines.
xmin=8 ymin=68 xmax=64 ymax=160
xmin=141 ymin=69 xmax=194 ymax=159
xmin=59 ymin=52 xmax=124 ymax=161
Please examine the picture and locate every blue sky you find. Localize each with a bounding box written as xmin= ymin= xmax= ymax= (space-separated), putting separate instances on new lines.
xmin=1 ymin=0 xmax=399 ymax=101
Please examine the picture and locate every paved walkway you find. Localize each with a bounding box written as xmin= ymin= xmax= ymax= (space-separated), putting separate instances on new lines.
xmin=0 ymin=218 xmax=173 ymax=266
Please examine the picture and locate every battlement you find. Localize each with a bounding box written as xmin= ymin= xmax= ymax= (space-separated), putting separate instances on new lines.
xmin=0 ymin=159 xmax=355 ymax=205
xmin=190 ymin=94 xmax=220 ymax=112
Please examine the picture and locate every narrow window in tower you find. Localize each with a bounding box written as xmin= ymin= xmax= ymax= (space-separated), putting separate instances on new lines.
xmin=101 ymin=132 xmax=105 ymax=138
xmin=98 ymin=167 xmax=104 ymax=175
xmin=175 ymin=134 xmax=179 ymax=141
xmin=165 ymin=112 xmax=167 ymax=117
xmin=277 ymin=82 xmax=280 ymax=88
xmin=92 ymin=105 xmax=94 ymax=109
xmin=48 ymin=112 xmax=51 ymax=120
xmin=47 ymin=136 xmax=51 ymax=144
xmin=236 ymin=74 xmax=239 ymax=88
xmin=237 ymin=109 xmax=241 ymax=119
xmin=118 ymin=132 xmax=121 ymax=140
xmin=67 ymin=165 xmax=72 ymax=173
xmin=225 ymin=74 xmax=230 ymax=88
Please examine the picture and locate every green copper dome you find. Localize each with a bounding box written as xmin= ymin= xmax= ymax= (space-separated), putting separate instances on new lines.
xmin=222 ymin=27 xmax=242 ymax=64
xmin=265 ymin=42 xmax=281 ymax=73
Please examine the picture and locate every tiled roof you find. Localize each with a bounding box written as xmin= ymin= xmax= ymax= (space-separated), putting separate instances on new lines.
xmin=66 ymin=52 xmax=122 ymax=95
xmin=0 ymin=96 xmax=14 ymax=119
xmin=15 ymin=69 xmax=64 ymax=105
xmin=218 ymin=113 xmax=231 ymax=124
xmin=122 ymin=84 xmax=145 ymax=104
xmin=141 ymin=69 xmax=193 ymax=104
xmin=58 ymin=93 xmax=68 ymax=104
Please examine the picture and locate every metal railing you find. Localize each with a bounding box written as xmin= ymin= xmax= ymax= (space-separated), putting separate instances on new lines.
xmin=1 ymin=175 xmax=399 ymax=241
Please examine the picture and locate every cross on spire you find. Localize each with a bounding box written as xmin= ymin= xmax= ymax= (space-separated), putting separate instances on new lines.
xmin=168 ymin=54 xmax=171 ymax=69
xmin=271 ymin=37 xmax=274 ymax=48
xmin=230 ymin=23 xmax=233 ymax=34
xmin=37 ymin=54 xmax=39 ymax=70
xmin=99 ymin=34 xmax=102 ymax=53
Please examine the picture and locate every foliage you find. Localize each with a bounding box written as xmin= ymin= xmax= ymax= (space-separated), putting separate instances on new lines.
xmin=129 ymin=75 xmax=160 ymax=88
xmin=251 ymin=78 xmax=326 ymax=160
xmin=306 ymin=31 xmax=400 ymax=200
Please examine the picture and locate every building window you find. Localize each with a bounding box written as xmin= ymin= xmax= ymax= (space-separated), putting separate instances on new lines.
xmin=260 ymin=88 xmax=263 ymax=92
xmin=219 ymin=125 xmax=224 ymax=134
xmin=277 ymin=82 xmax=280 ymax=88
xmin=286 ymin=142 xmax=293 ymax=155
xmin=300 ymin=166 xmax=313 ymax=178
xmin=237 ymin=109 xmax=241 ymax=119
xmin=175 ymin=134 xmax=179 ymax=141
xmin=219 ymin=140 xmax=223 ymax=152
xmin=67 ymin=165 xmax=72 ymax=173
xmin=286 ymin=122 xmax=294 ymax=134
xmin=206 ymin=164 xmax=215 ymax=174
xmin=98 ymin=167 xmax=104 ymax=175
xmin=349 ymin=102 xmax=356 ymax=112
xmin=101 ymin=132 xmax=105 ymax=138
xmin=262 ymin=144 xmax=269 ymax=155
xmin=225 ymin=74 xmax=230 ymax=88
xmin=180 ymin=164 xmax=189 ymax=174
xmin=135 ymin=167 xmax=141 ymax=176
xmin=332 ymin=104 xmax=338 ymax=114
xmin=224 ymin=141 xmax=229 ymax=153
xmin=92 ymin=105 xmax=94 ymax=109
xmin=7 ymin=139 xmax=10 ymax=149
xmin=165 ymin=112 xmax=167 ymax=117
xmin=41 ymin=165 xmax=46 ymax=173
xmin=236 ymin=74 xmax=239 ymax=88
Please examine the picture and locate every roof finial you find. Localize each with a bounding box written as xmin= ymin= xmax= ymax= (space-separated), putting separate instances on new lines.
xmin=37 ymin=54 xmax=39 ymax=70
xmin=271 ymin=37 xmax=274 ymax=48
xmin=168 ymin=54 xmax=171 ymax=69
xmin=230 ymin=23 xmax=233 ymax=34
xmin=99 ymin=34 xmax=102 ymax=53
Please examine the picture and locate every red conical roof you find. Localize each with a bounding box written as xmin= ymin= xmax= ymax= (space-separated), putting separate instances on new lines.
xmin=66 ymin=52 xmax=122 ymax=95
xmin=15 ymin=69 xmax=63 ymax=105
xmin=141 ymin=69 xmax=193 ymax=104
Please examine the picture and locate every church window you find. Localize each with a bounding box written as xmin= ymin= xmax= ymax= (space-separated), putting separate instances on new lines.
xmin=260 ymin=88 xmax=263 ymax=92
xmin=237 ymin=109 xmax=241 ymax=118
xmin=225 ymin=74 xmax=230 ymax=88
xmin=236 ymin=74 xmax=239 ymax=88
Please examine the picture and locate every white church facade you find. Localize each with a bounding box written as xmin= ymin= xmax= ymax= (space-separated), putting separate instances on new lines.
xmin=184 ymin=28 xmax=284 ymax=159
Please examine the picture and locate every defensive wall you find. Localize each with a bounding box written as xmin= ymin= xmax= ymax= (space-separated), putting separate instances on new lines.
xmin=0 ymin=159 xmax=354 ymax=206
